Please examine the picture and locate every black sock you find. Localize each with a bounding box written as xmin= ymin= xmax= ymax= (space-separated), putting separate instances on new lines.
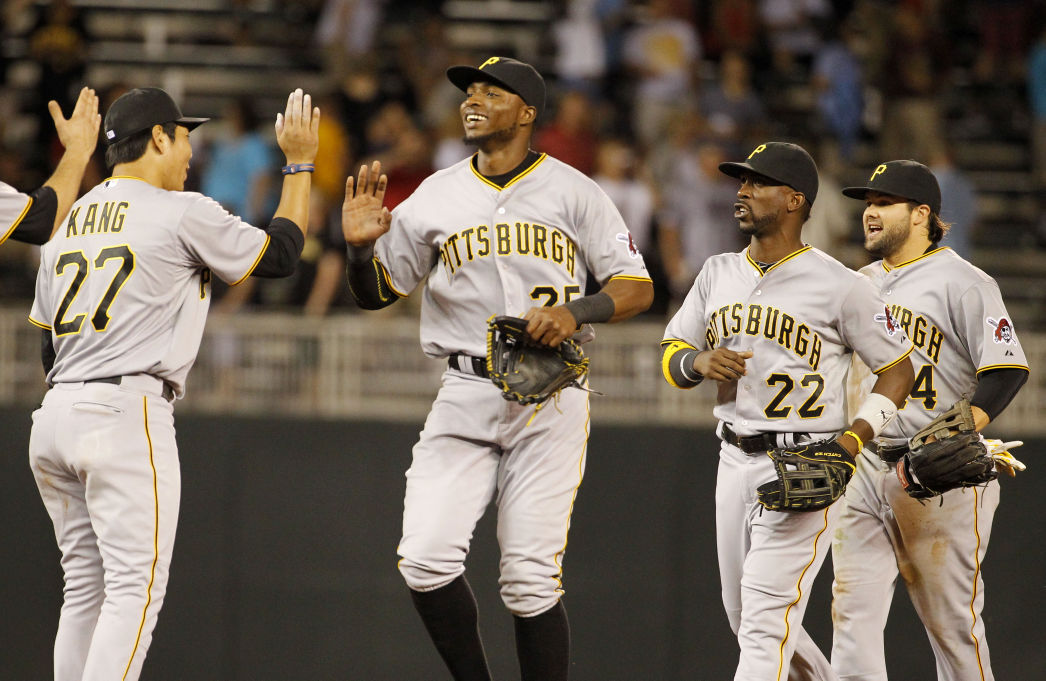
xmin=514 ymin=600 xmax=570 ymax=681
xmin=409 ymin=576 xmax=492 ymax=681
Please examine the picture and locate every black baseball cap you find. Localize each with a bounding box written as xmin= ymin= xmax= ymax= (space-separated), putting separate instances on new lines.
xmin=719 ymin=142 xmax=819 ymax=204
xmin=446 ymin=57 xmax=546 ymax=120
xmin=103 ymin=87 xmax=209 ymax=145
xmin=842 ymin=160 xmax=941 ymax=213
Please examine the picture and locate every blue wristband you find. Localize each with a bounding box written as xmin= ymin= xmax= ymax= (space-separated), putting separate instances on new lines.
xmin=281 ymin=163 xmax=315 ymax=175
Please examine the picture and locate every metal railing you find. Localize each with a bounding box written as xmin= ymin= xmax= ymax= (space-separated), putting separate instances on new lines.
xmin=1 ymin=307 xmax=1041 ymax=435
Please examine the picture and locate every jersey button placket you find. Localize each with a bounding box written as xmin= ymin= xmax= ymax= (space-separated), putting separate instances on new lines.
xmin=494 ymin=205 xmax=514 ymax=311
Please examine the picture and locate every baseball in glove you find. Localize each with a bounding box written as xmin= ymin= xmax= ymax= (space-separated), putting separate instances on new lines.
xmin=756 ymin=439 xmax=857 ymax=512
xmin=485 ymin=315 xmax=590 ymax=406
xmin=896 ymin=398 xmax=997 ymax=499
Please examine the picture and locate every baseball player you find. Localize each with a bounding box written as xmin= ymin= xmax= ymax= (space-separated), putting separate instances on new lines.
xmin=27 ymin=86 xmax=319 ymax=681
xmin=2 ymin=86 xmax=99 ymax=247
xmin=660 ymin=142 xmax=915 ymax=681
xmin=831 ymin=160 xmax=1030 ymax=681
xmin=341 ymin=57 xmax=653 ymax=680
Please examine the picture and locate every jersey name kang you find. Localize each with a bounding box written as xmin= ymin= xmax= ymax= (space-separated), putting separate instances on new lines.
xmin=439 ymin=221 xmax=577 ymax=277
xmin=705 ymin=301 xmax=823 ymax=370
xmin=64 ymin=200 xmax=131 ymax=237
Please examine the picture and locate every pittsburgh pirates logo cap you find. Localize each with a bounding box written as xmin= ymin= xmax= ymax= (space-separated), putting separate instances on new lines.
xmin=718 ymin=142 xmax=819 ymax=204
xmin=446 ymin=56 xmax=546 ymax=120
xmin=103 ymin=87 xmax=209 ymax=145
xmin=841 ymin=160 xmax=941 ymax=213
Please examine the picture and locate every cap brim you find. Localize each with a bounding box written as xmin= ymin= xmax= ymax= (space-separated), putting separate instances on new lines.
xmin=446 ymin=66 xmax=516 ymax=97
xmin=177 ymin=116 xmax=210 ymax=132
xmin=718 ymin=161 xmax=791 ymax=189
xmin=841 ymin=186 xmax=872 ymax=200
xmin=718 ymin=161 xmax=754 ymax=179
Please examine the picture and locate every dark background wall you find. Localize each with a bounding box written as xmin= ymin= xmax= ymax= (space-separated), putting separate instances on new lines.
xmin=3 ymin=408 xmax=1043 ymax=680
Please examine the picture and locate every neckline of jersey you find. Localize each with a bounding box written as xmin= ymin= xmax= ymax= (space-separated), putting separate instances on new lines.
xmin=881 ymin=246 xmax=948 ymax=272
xmin=469 ymin=152 xmax=547 ymax=191
xmin=103 ymin=175 xmax=148 ymax=183
xmin=744 ymin=244 xmax=811 ymax=276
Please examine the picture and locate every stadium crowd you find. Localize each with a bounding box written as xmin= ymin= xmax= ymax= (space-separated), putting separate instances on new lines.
xmin=2 ymin=0 xmax=1044 ymax=318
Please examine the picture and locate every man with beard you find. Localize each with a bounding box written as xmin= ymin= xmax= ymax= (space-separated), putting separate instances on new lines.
xmin=660 ymin=142 xmax=914 ymax=680
xmin=340 ymin=56 xmax=653 ymax=680
xmin=831 ymin=160 xmax=1029 ymax=681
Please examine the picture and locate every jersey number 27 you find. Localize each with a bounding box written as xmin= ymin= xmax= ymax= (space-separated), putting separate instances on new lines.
xmin=53 ymin=245 xmax=135 ymax=336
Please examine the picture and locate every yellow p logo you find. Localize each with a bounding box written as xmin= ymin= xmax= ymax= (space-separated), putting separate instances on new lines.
xmin=480 ymin=57 xmax=500 ymax=69
xmin=747 ymin=144 xmax=767 ymax=159
xmin=870 ymin=164 xmax=887 ymax=181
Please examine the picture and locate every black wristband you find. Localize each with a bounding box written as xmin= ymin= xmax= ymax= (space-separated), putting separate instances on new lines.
xmin=563 ymin=291 xmax=615 ymax=324
xmin=345 ymin=242 xmax=375 ymax=264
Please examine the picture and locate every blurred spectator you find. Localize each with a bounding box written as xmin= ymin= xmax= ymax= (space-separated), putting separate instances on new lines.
xmin=553 ymin=0 xmax=608 ymax=96
xmin=591 ymin=137 xmax=656 ymax=253
xmin=657 ymin=141 xmax=742 ymax=307
xmin=432 ymin=109 xmax=472 ymax=170
xmin=704 ymin=0 xmax=761 ymax=60
xmin=811 ymin=18 xmax=863 ymax=166
xmin=333 ymin=56 xmax=415 ymax=160
xmin=928 ymin=147 xmax=978 ymax=260
xmin=877 ymin=5 xmax=948 ymax=162
xmin=758 ymin=0 xmax=831 ymax=75
xmin=535 ymin=90 xmax=600 ymax=175
xmin=310 ymin=92 xmax=352 ymax=206
xmin=804 ymin=168 xmax=856 ymax=264
xmin=201 ymin=98 xmax=276 ymax=224
xmin=1030 ymin=23 xmax=1046 ymax=192
xmin=971 ymin=0 xmax=1033 ymax=85
xmin=622 ymin=0 xmax=701 ymax=147
xmin=26 ymin=0 xmax=87 ymax=172
xmin=698 ymin=50 xmax=769 ymax=155
xmin=392 ymin=13 xmax=467 ymax=132
xmin=363 ymin=100 xmax=431 ymax=210
xmin=315 ymin=0 xmax=387 ymax=69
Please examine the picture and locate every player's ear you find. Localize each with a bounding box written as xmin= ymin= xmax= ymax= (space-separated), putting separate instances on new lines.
xmin=911 ymin=203 xmax=930 ymax=226
xmin=788 ymin=191 xmax=806 ymax=212
xmin=519 ymin=104 xmax=536 ymax=126
xmin=151 ymin=124 xmax=169 ymax=153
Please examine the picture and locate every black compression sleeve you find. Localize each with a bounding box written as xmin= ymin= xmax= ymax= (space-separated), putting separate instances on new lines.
xmin=12 ymin=186 xmax=58 ymax=245
xmin=345 ymin=243 xmax=399 ymax=310
xmin=251 ymin=217 xmax=305 ymax=278
xmin=563 ymin=291 xmax=615 ymax=324
xmin=41 ymin=328 xmax=56 ymax=375
xmin=664 ymin=346 xmax=703 ymax=388
xmin=971 ymin=367 xmax=1029 ymax=421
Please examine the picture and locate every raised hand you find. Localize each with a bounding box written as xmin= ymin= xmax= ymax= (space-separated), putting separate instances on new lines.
xmin=275 ymin=88 xmax=320 ymax=165
xmin=49 ymin=86 xmax=100 ymax=160
xmin=342 ymin=161 xmax=391 ymax=247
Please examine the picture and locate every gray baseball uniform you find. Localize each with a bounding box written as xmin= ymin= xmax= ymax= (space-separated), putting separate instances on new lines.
xmin=28 ymin=175 xmax=270 ymax=681
xmin=662 ymin=245 xmax=913 ymax=681
xmin=832 ymin=247 xmax=1030 ymax=681
xmin=0 ymin=181 xmax=32 ymax=244
xmin=376 ymin=152 xmax=650 ymax=615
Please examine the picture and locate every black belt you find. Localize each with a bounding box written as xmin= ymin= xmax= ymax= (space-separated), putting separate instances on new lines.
xmin=448 ymin=354 xmax=489 ymax=379
xmin=721 ymin=423 xmax=809 ymax=455
xmin=86 ymin=376 xmax=175 ymax=402
xmin=877 ymin=443 xmax=909 ymax=464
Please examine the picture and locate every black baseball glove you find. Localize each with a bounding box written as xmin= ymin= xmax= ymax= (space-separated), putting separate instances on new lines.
xmin=757 ymin=439 xmax=856 ymax=512
xmin=896 ymin=398 xmax=996 ymax=499
xmin=485 ymin=315 xmax=589 ymax=405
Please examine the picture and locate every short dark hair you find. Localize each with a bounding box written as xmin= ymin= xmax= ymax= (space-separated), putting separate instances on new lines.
xmin=907 ymin=200 xmax=951 ymax=243
xmin=105 ymin=122 xmax=177 ymax=169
